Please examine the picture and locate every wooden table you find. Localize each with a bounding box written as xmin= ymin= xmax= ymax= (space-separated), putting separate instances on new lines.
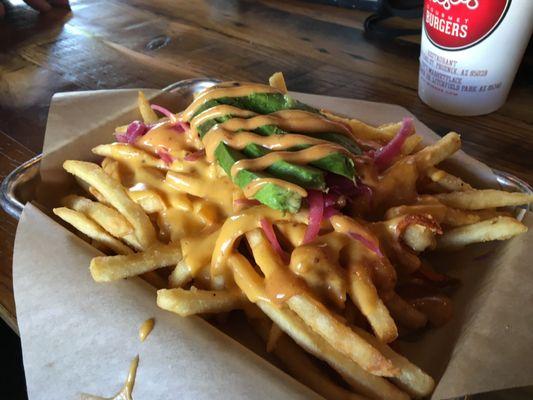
xmin=1 ymin=0 xmax=532 ymax=332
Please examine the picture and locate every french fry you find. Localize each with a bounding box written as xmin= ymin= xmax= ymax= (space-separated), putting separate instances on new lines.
xmin=168 ymin=260 xmax=193 ymax=288
xmin=385 ymin=203 xmax=482 ymax=228
xmin=93 ymin=144 xmax=168 ymax=170
xmin=248 ymin=314 xmax=370 ymax=400
xmin=88 ymin=186 xmax=109 ymax=204
xmin=322 ymin=112 xmax=403 ymax=143
xmin=268 ymin=72 xmax=288 ymax=93
xmin=230 ymin=254 xmax=409 ymax=400
xmin=289 ymin=245 xmax=347 ymax=308
xmin=414 ymin=132 xmax=461 ymax=170
xmin=63 ymin=160 xmax=157 ymax=249
xmin=90 ymin=243 xmax=181 ymax=282
xmin=157 ymin=287 xmax=244 ymax=316
xmin=53 ymin=207 xmax=132 ymax=255
xmin=193 ymin=200 xmax=220 ymax=226
xmin=61 ymin=195 xmax=133 ymax=238
xmin=435 ymin=189 xmax=533 ymax=210
xmin=402 ymin=134 xmax=422 ymax=155
xmin=211 ymin=206 xmax=301 ymax=274
xmin=437 ymin=216 xmax=527 ymax=250
xmin=245 ymin=229 xmax=398 ymax=377
xmin=353 ymin=326 xmax=435 ymax=398
xmin=138 ymin=91 xmax=159 ymax=123
xmin=101 ymin=157 xmax=121 ymax=182
xmin=129 ymin=190 xmax=166 ymax=213
xmin=166 ymin=171 xmax=208 ymax=198
xmin=73 ymin=176 xmax=108 ymax=204
xmin=347 ymin=262 xmax=398 ymax=343
xmin=426 ymin=166 xmax=472 ymax=192
xmin=275 ymin=221 xmax=307 ymax=247
xmin=402 ymin=224 xmax=437 ymax=252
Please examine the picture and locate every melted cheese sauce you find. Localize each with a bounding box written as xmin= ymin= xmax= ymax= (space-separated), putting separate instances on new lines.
xmin=81 ymin=356 xmax=139 ymax=400
xmin=289 ymin=245 xmax=346 ymax=308
xmin=101 ymin=81 xmax=429 ymax=312
xmin=111 ymin=122 xmax=235 ymax=247
xmin=138 ymin=318 xmax=155 ymax=342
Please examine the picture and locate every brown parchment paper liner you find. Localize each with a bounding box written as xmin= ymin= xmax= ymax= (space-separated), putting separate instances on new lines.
xmin=13 ymin=89 xmax=533 ymax=400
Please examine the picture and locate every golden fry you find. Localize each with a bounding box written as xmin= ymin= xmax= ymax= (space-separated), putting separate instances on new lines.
xmin=138 ymin=90 xmax=159 ymax=123
xmin=415 ymin=132 xmax=461 ymax=170
xmin=63 ymin=160 xmax=156 ymax=249
xmin=93 ymin=143 xmax=168 ymax=170
xmin=61 ymin=195 xmax=133 ymax=238
xmin=268 ymin=72 xmax=288 ymax=93
xmin=249 ymin=313 xmax=370 ymax=400
xmin=289 ymin=245 xmax=347 ymax=308
xmin=347 ymin=263 xmax=398 ymax=343
xmin=402 ymin=224 xmax=437 ymax=252
xmin=53 ymin=207 xmax=132 ymax=255
xmin=437 ymin=216 xmax=527 ymax=249
xmin=436 ymin=189 xmax=533 ymax=210
xmin=231 ymin=254 xmax=409 ymax=400
xmin=426 ymin=166 xmax=472 ymax=192
xmin=157 ymin=287 xmax=244 ymax=316
xmin=246 ymin=229 xmax=398 ymax=377
xmin=168 ymin=260 xmax=193 ymax=288
xmin=402 ymin=134 xmax=422 ymax=155
xmin=90 ymin=243 xmax=181 ymax=282
xmin=354 ymin=326 xmax=435 ymax=398
xmin=322 ymin=112 xmax=403 ymax=143
xmin=101 ymin=157 xmax=121 ymax=182
xmin=129 ymin=190 xmax=166 ymax=214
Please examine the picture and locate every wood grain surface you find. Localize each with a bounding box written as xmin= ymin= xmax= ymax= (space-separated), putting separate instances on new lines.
xmin=0 ymin=0 xmax=532 ymax=333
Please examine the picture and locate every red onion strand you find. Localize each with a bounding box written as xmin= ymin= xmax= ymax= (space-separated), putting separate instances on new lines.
xmin=260 ymin=218 xmax=288 ymax=263
xmin=303 ymin=190 xmax=324 ymax=244
xmin=373 ymin=117 xmax=414 ymax=171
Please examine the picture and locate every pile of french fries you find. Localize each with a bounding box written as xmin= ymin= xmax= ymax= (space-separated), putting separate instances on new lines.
xmin=53 ymin=79 xmax=531 ymax=400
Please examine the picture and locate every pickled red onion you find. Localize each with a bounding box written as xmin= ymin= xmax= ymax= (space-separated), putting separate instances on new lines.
xmin=156 ymin=149 xmax=174 ymax=165
xmin=151 ymin=104 xmax=176 ymax=120
xmin=115 ymin=120 xmax=148 ymax=143
xmin=325 ymin=174 xmax=372 ymax=205
xmin=349 ymin=232 xmax=383 ymax=258
xmin=323 ymin=206 xmax=339 ymax=219
xmin=373 ymin=117 xmax=414 ymax=171
xmin=173 ymin=121 xmax=190 ymax=132
xmin=184 ymin=149 xmax=205 ymax=161
xmin=326 ymin=174 xmax=358 ymax=197
xmin=260 ymin=218 xmax=288 ymax=263
xmin=324 ymin=192 xmax=339 ymax=208
xmin=303 ymin=190 xmax=324 ymax=244
xmin=234 ymin=199 xmax=261 ymax=207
